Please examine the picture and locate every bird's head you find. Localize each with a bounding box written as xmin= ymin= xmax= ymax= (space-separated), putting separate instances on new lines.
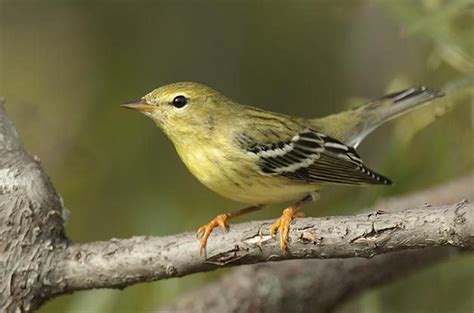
xmin=122 ymin=82 xmax=233 ymax=141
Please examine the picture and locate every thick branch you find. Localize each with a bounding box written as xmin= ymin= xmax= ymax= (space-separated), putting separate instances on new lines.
xmin=165 ymin=175 xmax=474 ymax=313
xmin=50 ymin=198 xmax=473 ymax=295
xmin=0 ymin=99 xmax=67 ymax=312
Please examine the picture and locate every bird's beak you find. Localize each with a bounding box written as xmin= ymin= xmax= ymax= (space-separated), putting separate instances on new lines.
xmin=121 ymin=98 xmax=156 ymax=112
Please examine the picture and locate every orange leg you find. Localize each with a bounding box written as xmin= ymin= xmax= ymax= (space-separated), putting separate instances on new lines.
xmin=270 ymin=193 xmax=316 ymax=252
xmin=197 ymin=204 xmax=264 ymax=255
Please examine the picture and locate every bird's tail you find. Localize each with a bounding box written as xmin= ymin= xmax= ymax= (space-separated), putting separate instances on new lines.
xmin=311 ymin=86 xmax=445 ymax=148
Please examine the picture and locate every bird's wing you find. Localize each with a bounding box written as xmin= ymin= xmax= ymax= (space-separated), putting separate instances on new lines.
xmin=243 ymin=129 xmax=392 ymax=186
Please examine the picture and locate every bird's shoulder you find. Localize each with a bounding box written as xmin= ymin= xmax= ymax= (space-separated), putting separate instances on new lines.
xmin=231 ymin=105 xmax=307 ymax=145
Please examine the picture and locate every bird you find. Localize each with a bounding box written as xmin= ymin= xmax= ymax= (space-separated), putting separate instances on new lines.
xmin=122 ymin=82 xmax=444 ymax=254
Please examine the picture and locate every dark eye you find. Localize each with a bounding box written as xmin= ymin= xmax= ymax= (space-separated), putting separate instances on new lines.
xmin=172 ymin=95 xmax=188 ymax=108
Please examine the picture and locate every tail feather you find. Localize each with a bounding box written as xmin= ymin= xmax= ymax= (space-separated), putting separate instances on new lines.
xmin=311 ymin=86 xmax=445 ymax=148
xmin=378 ymin=86 xmax=441 ymax=102
xmin=348 ymin=86 xmax=444 ymax=147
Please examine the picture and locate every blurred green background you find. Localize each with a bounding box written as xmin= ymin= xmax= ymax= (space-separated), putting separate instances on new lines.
xmin=0 ymin=0 xmax=473 ymax=312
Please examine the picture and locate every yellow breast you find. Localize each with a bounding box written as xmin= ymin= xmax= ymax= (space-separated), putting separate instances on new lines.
xmin=173 ymin=141 xmax=317 ymax=204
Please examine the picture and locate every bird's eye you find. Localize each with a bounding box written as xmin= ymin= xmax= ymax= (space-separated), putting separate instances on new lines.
xmin=172 ymin=95 xmax=188 ymax=108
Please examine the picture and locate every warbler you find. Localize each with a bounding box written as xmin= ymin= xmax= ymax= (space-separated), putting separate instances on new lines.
xmin=122 ymin=82 xmax=444 ymax=253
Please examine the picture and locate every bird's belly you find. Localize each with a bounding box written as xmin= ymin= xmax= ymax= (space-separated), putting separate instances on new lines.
xmin=214 ymin=177 xmax=317 ymax=204
xmin=176 ymin=145 xmax=317 ymax=204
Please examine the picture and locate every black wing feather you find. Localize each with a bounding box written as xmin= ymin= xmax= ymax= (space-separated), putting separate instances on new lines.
xmin=246 ymin=129 xmax=392 ymax=186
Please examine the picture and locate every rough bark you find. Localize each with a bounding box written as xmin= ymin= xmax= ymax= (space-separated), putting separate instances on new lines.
xmin=51 ymin=201 xmax=472 ymax=294
xmin=0 ymin=98 xmax=473 ymax=312
xmin=0 ymin=99 xmax=68 ymax=312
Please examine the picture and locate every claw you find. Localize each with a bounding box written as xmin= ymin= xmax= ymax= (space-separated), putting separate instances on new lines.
xmin=269 ymin=207 xmax=303 ymax=252
xmin=196 ymin=214 xmax=229 ymax=255
xmin=270 ymin=218 xmax=281 ymax=238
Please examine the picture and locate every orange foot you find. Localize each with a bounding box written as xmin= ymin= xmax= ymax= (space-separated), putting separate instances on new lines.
xmin=270 ymin=207 xmax=305 ymax=252
xmin=196 ymin=214 xmax=229 ymax=255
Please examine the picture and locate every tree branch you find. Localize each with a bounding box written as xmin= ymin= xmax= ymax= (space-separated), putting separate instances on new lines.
xmin=0 ymin=99 xmax=67 ymax=312
xmin=51 ymin=200 xmax=473 ymax=295
xmin=164 ymin=175 xmax=474 ymax=313
xmin=0 ymin=97 xmax=472 ymax=312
